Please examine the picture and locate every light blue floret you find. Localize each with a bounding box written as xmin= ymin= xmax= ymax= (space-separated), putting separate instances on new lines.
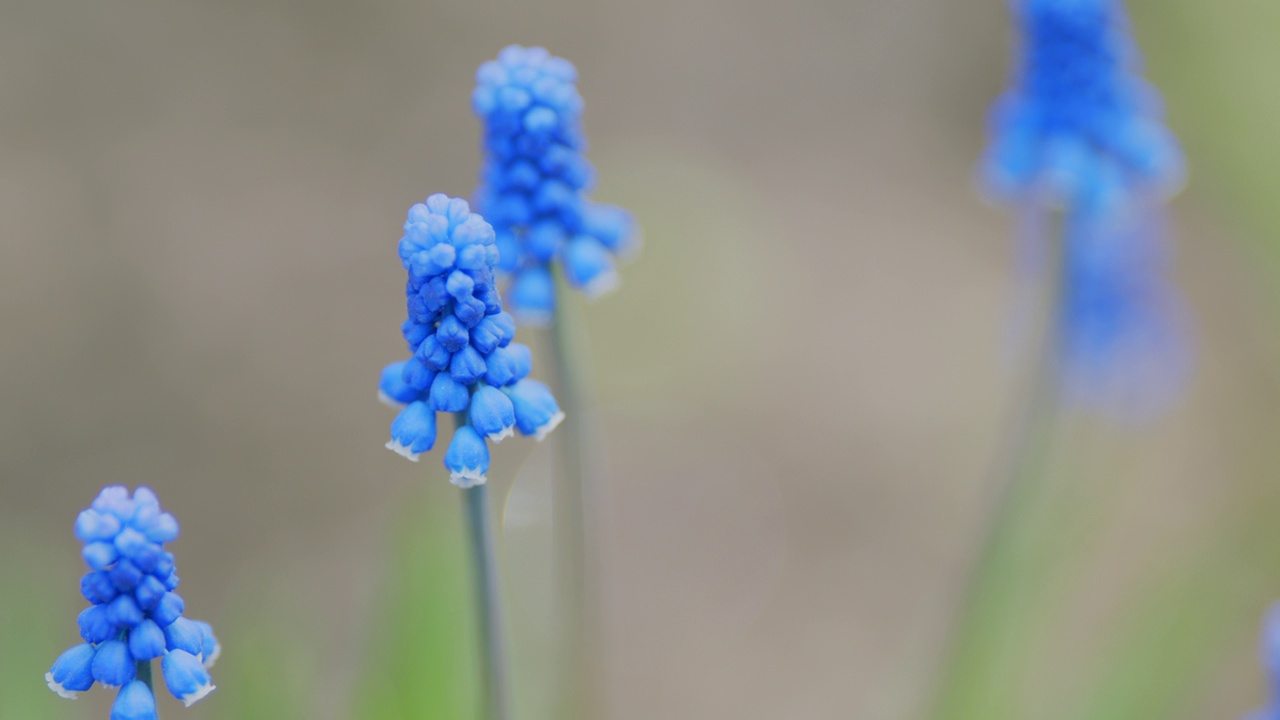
xmin=472 ymin=45 xmax=638 ymax=323
xmin=162 ymin=649 xmax=215 ymax=707
xmin=110 ymin=681 xmax=158 ymax=720
xmin=380 ymin=193 xmax=562 ymax=484
xmin=48 ymin=486 xmax=218 ymax=710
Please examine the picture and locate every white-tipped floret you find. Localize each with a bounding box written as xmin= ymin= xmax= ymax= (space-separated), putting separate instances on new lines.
xmin=201 ymin=642 xmax=221 ymax=670
xmin=533 ymin=410 xmax=566 ymax=442
xmin=377 ymin=390 xmax=406 ymax=408
xmin=449 ymin=469 xmax=488 ymax=489
xmin=385 ymin=441 xmax=421 ymax=462
xmin=180 ymin=681 xmax=216 ymax=708
xmin=45 ymin=673 xmax=80 ymax=700
xmin=580 ymin=270 xmax=619 ymax=301
xmin=486 ymin=426 xmax=515 ymax=443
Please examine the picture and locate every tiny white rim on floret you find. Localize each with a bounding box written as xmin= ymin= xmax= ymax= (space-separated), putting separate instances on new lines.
xmin=617 ymin=229 xmax=644 ymax=262
xmin=385 ymin=441 xmax=421 ymax=462
xmin=45 ymin=673 xmax=79 ymax=700
xmin=450 ymin=469 xmax=488 ymax=489
xmin=533 ymin=411 xmax=566 ymax=442
xmin=377 ymin=390 xmax=406 ymax=409
xmin=486 ymin=426 xmax=514 ymax=444
xmin=580 ymin=271 xmax=619 ymax=301
xmin=512 ymin=309 xmax=552 ymax=328
xmin=202 ymin=642 xmax=221 ymax=670
xmin=181 ymin=681 xmax=216 ymax=707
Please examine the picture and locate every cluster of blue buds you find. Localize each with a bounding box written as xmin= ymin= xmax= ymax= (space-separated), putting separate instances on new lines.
xmin=46 ymin=487 xmax=218 ymax=720
xmin=982 ymin=0 xmax=1188 ymax=415
xmin=980 ymin=0 xmax=1184 ymax=206
xmin=379 ymin=193 xmax=563 ymax=486
xmin=1246 ymin=602 xmax=1280 ymax=719
xmin=472 ymin=44 xmax=639 ymax=326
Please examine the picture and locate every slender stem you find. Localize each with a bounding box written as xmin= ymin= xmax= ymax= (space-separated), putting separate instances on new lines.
xmin=458 ymin=431 xmax=512 ymax=720
xmin=137 ymin=660 xmax=157 ymax=718
xmin=925 ymin=208 xmax=1065 ymax=719
xmin=545 ymin=277 xmax=595 ymax=720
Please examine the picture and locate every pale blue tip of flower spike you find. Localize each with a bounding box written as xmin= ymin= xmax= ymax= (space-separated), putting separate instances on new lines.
xmin=469 ymin=385 xmax=517 ymax=443
xmin=110 ymin=681 xmax=158 ymax=720
xmin=162 ymin=649 xmax=216 ymax=707
xmin=90 ymin=640 xmax=136 ymax=688
xmin=508 ymin=266 xmax=555 ymax=327
xmin=46 ymin=643 xmax=96 ymax=699
xmin=387 ymin=401 xmax=438 ymax=461
xmin=445 ymin=425 xmax=490 ymax=488
xmin=563 ymin=236 xmax=619 ymax=299
xmin=504 ymin=379 xmax=565 ymax=442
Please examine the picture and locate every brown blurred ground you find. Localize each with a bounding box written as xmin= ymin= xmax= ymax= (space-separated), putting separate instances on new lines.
xmin=3 ymin=1 xmax=1279 ymax=719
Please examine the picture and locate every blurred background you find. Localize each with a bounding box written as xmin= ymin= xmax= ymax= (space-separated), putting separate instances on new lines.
xmin=3 ymin=1 xmax=1280 ymax=718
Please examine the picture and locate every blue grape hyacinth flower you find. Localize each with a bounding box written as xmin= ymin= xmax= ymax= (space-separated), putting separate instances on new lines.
xmin=46 ymin=487 xmax=219 ymax=717
xmin=981 ymin=0 xmax=1189 ymax=415
xmin=379 ymin=193 xmax=564 ymax=486
xmin=472 ymin=44 xmax=639 ymax=325
xmin=1245 ymin=602 xmax=1280 ymax=720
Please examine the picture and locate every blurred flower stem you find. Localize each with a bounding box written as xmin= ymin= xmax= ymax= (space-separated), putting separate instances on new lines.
xmin=463 ymin=478 xmax=512 ymax=720
xmin=927 ymin=214 xmax=1064 ymax=719
xmin=545 ymin=272 xmax=601 ymax=720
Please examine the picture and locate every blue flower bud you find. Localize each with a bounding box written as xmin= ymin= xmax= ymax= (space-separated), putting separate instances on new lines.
xmin=192 ymin=620 xmax=221 ymax=668
xmin=109 ymin=560 xmax=143 ymax=592
xmin=110 ymin=680 xmax=158 ymax=720
xmin=583 ymin=202 xmax=639 ymax=256
xmin=162 ymin=649 xmax=216 ymax=707
xmin=563 ymin=236 xmax=618 ymax=299
xmin=92 ymin=486 xmax=134 ymax=519
xmin=46 ymin=643 xmax=96 ymax=698
xmin=444 ymin=425 xmax=490 ymax=488
xmin=107 ymin=594 xmax=144 ymax=627
xmin=114 ymin=527 xmax=148 ymax=560
xmin=133 ymin=505 xmax=179 ymax=544
xmin=135 ymin=575 xmax=166 ymax=610
xmin=402 ymin=356 xmax=436 ymax=390
xmin=450 ymin=345 xmax=488 ymax=385
xmin=78 ymin=605 xmax=117 ymax=644
xmin=484 ymin=343 xmax=532 ymax=388
xmin=164 ymin=617 xmax=204 ymax=656
xmin=91 ymin=640 xmax=136 ymax=688
xmin=130 ymin=542 xmax=162 ymax=573
xmin=83 ymin=541 xmax=119 ymax=571
xmin=379 ymin=361 xmax=421 ymax=407
xmin=508 ymin=266 xmax=555 ymax=327
xmin=437 ymin=315 xmax=469 ymax=352
xmin=505 ymin=379 xmax=565 ymax=441
xmin=386 ymin=401 xmax=437 ymax=461
xmin=416 ymin=334 xmax=452 ymax=370
xmin=75 ymin=509 xmax=121 ymax=543
xmin=428 ymin=372 xmax=470 ymax=413
xmin=469 ymin=385 xmax=516 ymax=442
xmin=128 ymin=619 xmax=167 ymax=660
xmin=152 ymin=592 xmax=185 ymax=628
xmin=82 ymin=571 xmax=117 ymax=604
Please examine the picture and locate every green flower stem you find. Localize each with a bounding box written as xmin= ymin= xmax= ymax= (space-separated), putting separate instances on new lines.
xmin=137 ymin=660 xmax=157 ymax=718
xmin=927 ymin=211 xmax=1064 ymax=719
xmin=457 ymin=411 xmax=512 ymax=720
xmin=545 ymin=272 xmax=600 ymax=720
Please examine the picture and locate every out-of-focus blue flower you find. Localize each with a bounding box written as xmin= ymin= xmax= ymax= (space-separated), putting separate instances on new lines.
xmin=1245 ymin=603 xmax=1280 ymax=719
xmin=380 ymin=194 xmax=563 ymax=486
xmin=472 ymin=45 xmax=639 ymax=324
xmin=47 ymin=486 xmax=217 ymax=711
xmin=982 ymin=0 xmax=1189 ymax=414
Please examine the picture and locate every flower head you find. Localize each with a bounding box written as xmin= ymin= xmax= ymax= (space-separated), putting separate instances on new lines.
xmin=47 ymin=486 xmax=218 ymax=715
xmin=380 ymin=194 xmax=563 ymax=486
xmin=472 ymin=45 xmax=638 ymax=325
xmin=983 ymin=0 xmax=1189 ymax=415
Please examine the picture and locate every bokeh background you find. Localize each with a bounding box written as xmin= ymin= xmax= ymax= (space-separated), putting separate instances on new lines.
xmin=3 ymin=1 xmax=1280 ymax=718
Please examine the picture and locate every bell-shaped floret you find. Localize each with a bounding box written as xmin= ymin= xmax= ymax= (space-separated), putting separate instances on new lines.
xmin=82 ymin=541 xmax=119 ymax=571
xmin=107 ymin=594 xmax=144 ymax=627
xmin=81 ymin=571 xmax=117 ymax=605
xmin=110 ymin=681 xmax=158 ymax=720
xmin=449 ymin=345 xmax=488 ymax=385
xmin=152 ymin=592 xmax=185 ymax=628
xmin=508 ymin=266 xmax=555 ymax=327
xmin=469 ymin=312 xmax=515 ymax=354
xmin=164 ymin=617 xmax=205 ymax=656
xmin=78 ymin=605 xmax=118 ymax=644
xmin=563 ymin=236 xmax=618 ymax=299
xmin=484 ymin=343 xmax=533 ymax=388
xmin=75 ymin=509 xmax=122 ymax=543
xmin=437 ymin=315 xmax=470 ymax=352
xmin=386 ymin=401 xmax=437 ymax=462
xmin=444 ymin=425 xmax=490 ymax=488
xmin=504 ymin=379 xmax=565 ymax=441
xmin=129 ymin=619 xmax=167 ymax=660
xmin=428 ymin=373 xmax=470 ymax=413
xmin=583 ymin=202 xmax=639 ymax=257
xmin=135 ymin=575 xmax=167 ymax=611
xmin=469 ymin=385 xmax=517 ymax=442
xmin=379 ymin=361 xmax=421 ymax=407
xmin=192 ymin=620 xmax=221 ymax=668
xmin=46 ymin=643 xmax=97 ymax=698
xmin=91 ymin=640 xmax=136 ymax=688
xmin=162 ymin=649 xmax=216 ymax=707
